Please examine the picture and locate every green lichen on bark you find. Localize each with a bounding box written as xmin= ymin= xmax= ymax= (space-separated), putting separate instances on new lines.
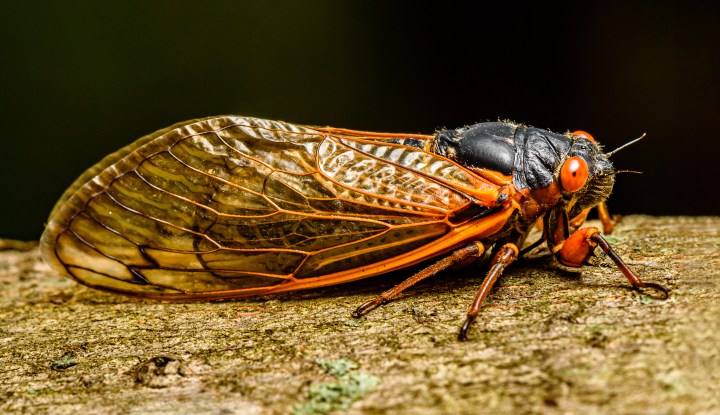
xmin=0 ymin=216 xmax=718 ymax=414
xmin=293 ymin=359 xmax=379 ymax=415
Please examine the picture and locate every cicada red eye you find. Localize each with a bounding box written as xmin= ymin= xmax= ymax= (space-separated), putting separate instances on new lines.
xmin=560 ymin=156 xmax=589 ymax=192
xmin=572 ymin=130 xmax=595 ymax=142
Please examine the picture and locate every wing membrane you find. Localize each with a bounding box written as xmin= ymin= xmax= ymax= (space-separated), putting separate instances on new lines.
xmin=41 ymin=116 xmax=499 ymax=299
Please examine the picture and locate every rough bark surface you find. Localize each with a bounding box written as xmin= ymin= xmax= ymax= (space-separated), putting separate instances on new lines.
xmin=1 ymin=216 xmax=718 ymax=414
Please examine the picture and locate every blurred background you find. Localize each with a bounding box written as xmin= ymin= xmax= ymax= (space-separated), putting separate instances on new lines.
xmin=1 ymin=1 xmax=718 ymax=240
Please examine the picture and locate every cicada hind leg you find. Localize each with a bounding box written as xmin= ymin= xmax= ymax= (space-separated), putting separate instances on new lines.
xmin=458 ymin=243 xmax=518 ymax=341
xmin=352 ymin=242 xmax=485 ymax=317
xmin=352 ymin=241 xmax=521 ymax=341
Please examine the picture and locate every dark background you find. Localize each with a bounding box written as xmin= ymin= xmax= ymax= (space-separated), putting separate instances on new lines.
xmin=1 ymin=1 xmax=718 ymax=240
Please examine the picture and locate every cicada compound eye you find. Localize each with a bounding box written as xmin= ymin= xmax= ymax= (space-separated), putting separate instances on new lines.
xmin=560 ymin=156 xmax=589 ymax=192
xmin=572 ymin=130 xmax=596 ymax=142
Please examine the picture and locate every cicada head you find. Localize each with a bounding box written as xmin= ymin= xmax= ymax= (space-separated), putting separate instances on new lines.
xmin=513 ymin=127 xmax=615 ymax=217
xmin=557 ymin=136 xmax=615 ymax=218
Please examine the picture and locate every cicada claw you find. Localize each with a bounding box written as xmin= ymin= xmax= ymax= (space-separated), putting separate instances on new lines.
xmin=458 ymin=316 xmax=475 ymax=341
xmin=352 ymin=298 xmax=383 ymax=318
xmin=633 ymin=281 xmax=670 ymax=300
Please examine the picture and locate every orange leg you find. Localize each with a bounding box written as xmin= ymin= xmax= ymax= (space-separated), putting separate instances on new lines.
xmin=459 ymin=243 xmax=518 ymax=341
xmin=597 ymin=202 xmax=617 ymax=234
xmin=569 ymin=207 xmax=591 ymax=229
xmin=569 ymin=202 xmax=616 ymax=234
xmin=556 ymin=227 xmax=668 ymax=297
xmin=352 ymin=242 xmax=485 ymax=317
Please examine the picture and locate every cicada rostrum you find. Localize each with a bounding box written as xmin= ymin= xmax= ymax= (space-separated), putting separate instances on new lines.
xmin=40 ymin=116 xmax=668 ymax=339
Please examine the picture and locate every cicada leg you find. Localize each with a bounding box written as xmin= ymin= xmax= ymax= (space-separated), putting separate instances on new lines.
xmin=352 ymin=242 xmax=485 ymax=318
xmin=569 ymin=203 xmax=617 ymax=234
xmin=596 ymin=202 xmax=618 ymax=234
xmin=569 ymin=207 xmax=591 ymax=229
xmin=458 ymin=243 xmax=518 ymax=341
xmin=556 ymin=227 xmax=669 ymax=298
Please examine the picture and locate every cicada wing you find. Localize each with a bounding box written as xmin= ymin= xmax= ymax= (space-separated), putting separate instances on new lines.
xmin=41 ymin=116 xmax=499 ymax=299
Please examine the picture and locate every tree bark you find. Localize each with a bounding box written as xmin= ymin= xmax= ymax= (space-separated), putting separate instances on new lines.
xmin=1 ymin=216 xmax=718 ymax=414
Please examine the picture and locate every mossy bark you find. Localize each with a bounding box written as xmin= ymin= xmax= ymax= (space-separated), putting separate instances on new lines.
xmin=1 ymin=216 xmax=718 ymax=414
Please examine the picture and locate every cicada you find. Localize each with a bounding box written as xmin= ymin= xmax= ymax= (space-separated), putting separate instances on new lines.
xmin=40 ymin=116 xmax=668 ymax=339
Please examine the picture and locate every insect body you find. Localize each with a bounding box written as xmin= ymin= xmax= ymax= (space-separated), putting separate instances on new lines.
xmin=40 ymin=116 xmax=668 ymax=339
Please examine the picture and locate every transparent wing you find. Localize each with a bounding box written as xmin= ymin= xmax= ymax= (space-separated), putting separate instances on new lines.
xmin=41 ymin=116 xmax=501 ymax=299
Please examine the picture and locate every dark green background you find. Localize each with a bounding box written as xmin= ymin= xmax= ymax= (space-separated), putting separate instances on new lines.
xmin=1 ymin=1 xmax=718 ymax=240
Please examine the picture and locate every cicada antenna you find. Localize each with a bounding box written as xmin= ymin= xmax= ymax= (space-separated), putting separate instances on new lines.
xmin=605 ymin=133 xmax=646 ymax=157
xmin=613 ymin=169 xmax=643 ymax=175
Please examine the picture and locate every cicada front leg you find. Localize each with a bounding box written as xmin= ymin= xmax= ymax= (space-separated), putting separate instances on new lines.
xmin=596 ymin=202 xmax=619 ymax=234
xmin=568 ymin=207 xmax=591 ymax=229
xmin=568 ymin=202 xmax=618 ymax=234
xmin=555 ymin=227 xmax=669 ymax=298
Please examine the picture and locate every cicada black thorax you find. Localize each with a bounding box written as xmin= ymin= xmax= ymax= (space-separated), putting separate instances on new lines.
xmin=433 ymin=121 xmax=615 ymax=241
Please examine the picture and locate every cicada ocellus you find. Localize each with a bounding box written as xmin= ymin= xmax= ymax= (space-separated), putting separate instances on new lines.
xmin=40 ymin=116 xmax=668 ymax=339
